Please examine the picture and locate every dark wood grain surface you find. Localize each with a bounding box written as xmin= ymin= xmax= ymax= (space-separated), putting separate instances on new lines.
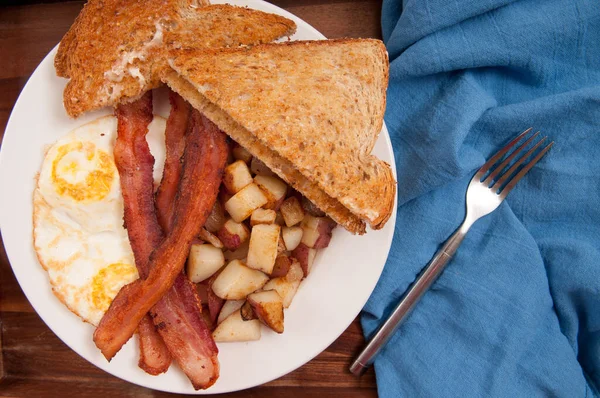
xmin=0 ymin=1 xmax=382 ymax=397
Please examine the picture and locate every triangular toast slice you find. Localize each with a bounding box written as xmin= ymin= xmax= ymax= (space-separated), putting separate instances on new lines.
xmin=56 ymin=1 xmax=296 ymax=118
xmin=163 ymin=39 xmax=395 ymax=234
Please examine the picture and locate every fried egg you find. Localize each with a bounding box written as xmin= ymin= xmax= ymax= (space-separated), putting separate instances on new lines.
xmin=33 ymin=115 xmax=166 ymax=325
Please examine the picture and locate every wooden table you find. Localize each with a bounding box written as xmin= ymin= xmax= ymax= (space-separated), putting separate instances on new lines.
xmin=0 ymin=1 xmax=382 ymax=396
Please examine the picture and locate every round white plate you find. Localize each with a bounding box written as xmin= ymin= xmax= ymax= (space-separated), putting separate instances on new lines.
xmin=0 ymin=0 xmax=397 ymax=394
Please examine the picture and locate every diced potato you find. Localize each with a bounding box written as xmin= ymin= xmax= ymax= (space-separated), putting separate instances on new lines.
xmin=246 ymin=224 xmax=281 ymax=275
xmin=211 ymin=259 xmax=269 ymax=300
xmin=277 ymin=236 xmax=287 ymax=254
xmin=250 ymin=208 xmax=276 ymax=226
xmin=232 ymin=144 xmax=253 ymax=164
xmin=280 ymin=197 xmax=305 ymax=227
xmin=205 ymin=201 xmax=226 ymax=233
xmin=247 ymin=290 xmax=284 ymax=333
xmin=198 ymin=228 xmax=224 ymax=249
xmin=240 ymin=301 xmax=258 ymax=321
xmin=217 ymin=300 xmax=245 ymax=325
xmin=263 ymin=277 xmax=301 ymax=308
xmin=292 ymin=243 xmax=317 ymax=277
xmin=254 ymin=175 xmax=287 ymax=210
xmin=223 ymin=160 xmax=253 ymax=194
xmin=281 ymin=226 xmax=303 ymax=251
xmin=250 ymin=157 xmax=275 ymax=177
xmin=217 ymin=219 xmax=250 ymax=250
xmin=274 ymin=211 xmax=285 ymax=226
xmin=223 ymin=240 xmax=250 ymax=261
xmin=225 ymin=183 xmax=268 ymax=222
xmin=212 ymin=310 xmax=261 ymax=342
xmin=285 ymin=259 xmax=304 ymax=282
xmin=271 ymin=254 xmax=292 ymax=278
xmin=187 ymin=244 xmax=225 ymax=283
xmin=300 ymin=215 xmax=336 ymax=249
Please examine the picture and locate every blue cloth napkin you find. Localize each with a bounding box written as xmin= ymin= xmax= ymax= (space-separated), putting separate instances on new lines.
xmin=361 ymin=0 xmax=600 ymax=396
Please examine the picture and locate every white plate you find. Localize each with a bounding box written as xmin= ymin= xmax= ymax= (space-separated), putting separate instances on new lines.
xmin=0 ymin=0 xmax=397 ymax=394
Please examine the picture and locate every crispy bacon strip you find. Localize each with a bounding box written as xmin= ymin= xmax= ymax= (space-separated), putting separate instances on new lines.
xmin=152 ymin=92 xmax=220 ymax=389
xmin=113 ymin=93 xmax=222 ymax=388
xmin=95 ymin=108 xmax=227 ymax=385
xmin=112 ymin=91 xmax=172 ymax=375
xmin=155 ymin=91 xmax=191 ymax=231
xmin=137 ymin=316 xmax=172 ymax=374
xmin=151 ymin=277 xmax=220 ymax=389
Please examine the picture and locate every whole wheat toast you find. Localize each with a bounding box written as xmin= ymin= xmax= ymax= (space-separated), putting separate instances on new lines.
xmin=163 ymin=39 xmax=395 ymax=234
xmin=56 ymin=1 xmax=296 ymax=118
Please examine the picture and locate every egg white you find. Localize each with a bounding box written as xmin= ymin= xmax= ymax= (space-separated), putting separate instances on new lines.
xmin=33 ymin=115 xmax=166 ymax=325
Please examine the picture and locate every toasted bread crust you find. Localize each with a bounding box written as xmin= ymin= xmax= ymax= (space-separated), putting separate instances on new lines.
xmin=163 ymin=71 xmax=368 ymax=234
xmin=57 ymin=1 xmax=296 ymax=118
xmin=165 ymin=39 xmax=396 ymax=232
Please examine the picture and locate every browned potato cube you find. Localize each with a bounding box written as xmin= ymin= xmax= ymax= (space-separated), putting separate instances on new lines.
xmin=224 ymin=183 xmax=268 ymax=222
xmin=246 ymin=224 xmax=281 ymax=274
xmin=277 ymin=235 xmax=287 ymax=254
xmin=254 ymin=175 xmax=287 ymax=210
xmin=198 ymin=228 xmax=224 ymax=249
xmin=270 ymin=254 xmax=292 ymax=278
xmin=285 ymin=259 xmax=304 ymax=282
xmin=250 ymin=208 xmax=277 ymax=226
xmin=211 ymin=259 xmax=269 ymax=300
xmin=187 ymin=243 xmax=225 ymax=283
xmin=263 ymin=278 xmax=301 ymax=308
xmin=281 ymin=226 xmax=303 ymax=251
xmin=300 ymin=215 xmax=336 ymax=248
xmin=212 ymin=310 xmax=261 ymax=342
xmin=280 ymin=197 xmax=305 ymax=227
xmin=217 ymin=219 xmax=250 ymax=250
xmin=274 ymin=211 xmax=285 ymax=226
xmin=247 ymin=290 xmax=284 ymax=333
xmin=223 ymin=160 xmax=253 ymax=194
xmin=292 ymin=243 xmax=317 ymax=277
xmin=217 ymin=300 xmax=245 ymax=325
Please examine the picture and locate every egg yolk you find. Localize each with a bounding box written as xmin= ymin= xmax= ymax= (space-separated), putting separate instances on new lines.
xmin=91 ymin=262 xmax=138 ymax=313
xmin=51 ymin=141 xmax=115 ymax=202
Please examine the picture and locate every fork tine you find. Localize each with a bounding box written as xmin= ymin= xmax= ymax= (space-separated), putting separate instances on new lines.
xmin=483 ymin=131 xmax=540 ymax=186
xmin=474 ymin=128 xmax=532 ymax=180
xmin=492 ymin=136 xmax=547 ymax=191
xmin=498 ymin=141 xmax=554 ymax=199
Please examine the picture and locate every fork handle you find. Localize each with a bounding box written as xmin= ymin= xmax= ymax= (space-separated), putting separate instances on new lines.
xmin=350 ymin=222 xmax=471 ymax=376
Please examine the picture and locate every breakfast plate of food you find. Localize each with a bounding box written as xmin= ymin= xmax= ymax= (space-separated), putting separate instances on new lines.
xmin=0 ymin=0 xmax=397 ymax=393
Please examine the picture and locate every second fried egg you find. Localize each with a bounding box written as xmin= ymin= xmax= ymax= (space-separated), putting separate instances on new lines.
xmin=33 ymin=115 xmax=166 ymax=325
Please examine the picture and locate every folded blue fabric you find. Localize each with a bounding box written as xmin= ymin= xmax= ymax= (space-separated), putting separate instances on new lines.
xmin=361 ymin=1 xmax=600 ymax=396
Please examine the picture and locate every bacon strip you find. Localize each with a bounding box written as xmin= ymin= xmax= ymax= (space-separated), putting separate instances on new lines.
xmin=152 ymin=92 xmax=220 ymax=389
xmin=95 ymin=107 xmax=227 ymax=387
xmin=155 ymin=91 xmax=191 ymax=231
xmin=112 ymin=91 xmax=172 ymax=375
xmin=151 ymin=276 xmax=220 ymax=389
xmin=137 ymin=315 xmax=172 ymax=374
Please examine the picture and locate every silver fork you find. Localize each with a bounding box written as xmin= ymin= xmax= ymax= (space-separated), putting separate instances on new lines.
xmin=350 ymin=128 xmax=554 ymax=376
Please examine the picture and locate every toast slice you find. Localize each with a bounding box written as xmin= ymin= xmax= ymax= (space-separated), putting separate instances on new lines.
xmin=56 ymin=1 xmax=296 ymax=118
xmin=163 ymin=39 xmax=395 ymax=234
